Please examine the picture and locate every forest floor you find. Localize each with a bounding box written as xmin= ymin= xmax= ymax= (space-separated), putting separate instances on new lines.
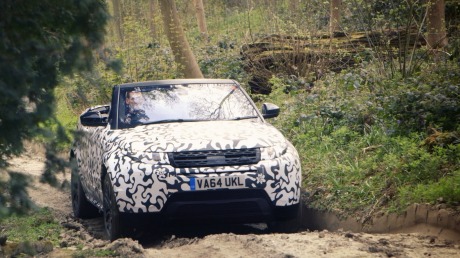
xmin=2 ymin=144 xmax=460 ymax=257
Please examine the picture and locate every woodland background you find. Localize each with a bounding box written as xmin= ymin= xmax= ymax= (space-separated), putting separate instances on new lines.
xmin=1 ymin=0 xmax=459 ymax=222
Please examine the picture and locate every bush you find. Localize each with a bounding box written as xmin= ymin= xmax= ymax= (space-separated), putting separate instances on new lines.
xmin=378 ymin=64 xmax=460 ymax=134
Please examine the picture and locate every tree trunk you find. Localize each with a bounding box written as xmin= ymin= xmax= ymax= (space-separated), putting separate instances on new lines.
xmin=329 ymin=0 xmax=342 ymax=37
xmin=112 ymin=0 xmax=123 ymax=42
xmin=426 ymin=0 xmax=448 ymax=48
xmin=194 ymin=0 xmax=208 ymax=41
xmin=149 ymin=0 xmax=157 ymax=39
xmin=159 ymin=0 xmax=203 ymax=78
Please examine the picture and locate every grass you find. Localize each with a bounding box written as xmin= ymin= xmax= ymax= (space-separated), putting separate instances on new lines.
xmin=72 ymin=249 xmax=118 ymax=258
xmin=0 ymin=207 xmax=120 ymax=257
xmin=0 ymin=208 xmax=62 ymax=245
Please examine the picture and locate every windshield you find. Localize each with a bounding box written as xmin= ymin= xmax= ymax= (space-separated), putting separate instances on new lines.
xmin=118 ymin=83 xmax=260 ymax=128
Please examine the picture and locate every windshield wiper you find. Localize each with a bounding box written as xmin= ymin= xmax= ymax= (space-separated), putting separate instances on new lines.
xmin=230 ymin=116 xmax=259 ymax=120
xmin=142 ymin=119 xmax=198 ymax=125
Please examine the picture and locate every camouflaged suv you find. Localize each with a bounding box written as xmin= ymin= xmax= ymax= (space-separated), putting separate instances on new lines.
xmin=70 ymin=79 xmax=302 ymax=240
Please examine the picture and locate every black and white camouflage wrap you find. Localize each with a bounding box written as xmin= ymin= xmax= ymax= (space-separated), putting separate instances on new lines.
xmin=74 ymin=119 xmax=301 ymax=213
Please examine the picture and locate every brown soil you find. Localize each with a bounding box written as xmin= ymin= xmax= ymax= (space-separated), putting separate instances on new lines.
xmin=2 ymin=144 xmax=460 ymax=257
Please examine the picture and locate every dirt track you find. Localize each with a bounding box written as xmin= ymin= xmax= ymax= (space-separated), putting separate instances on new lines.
xmin=4 ymin=146 xmax=460 ymax=257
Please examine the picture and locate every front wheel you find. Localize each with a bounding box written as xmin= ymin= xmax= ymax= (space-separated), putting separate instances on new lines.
xmin=103 ymin=175 xmax=122 ymax=241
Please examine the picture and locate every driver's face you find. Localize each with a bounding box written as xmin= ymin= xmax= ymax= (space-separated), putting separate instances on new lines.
xmin=126 ymin=91 xmax=144 ymax=109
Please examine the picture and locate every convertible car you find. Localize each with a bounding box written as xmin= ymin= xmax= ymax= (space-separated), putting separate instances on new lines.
xmin=70 ymin=79 xmax=302 ymax=240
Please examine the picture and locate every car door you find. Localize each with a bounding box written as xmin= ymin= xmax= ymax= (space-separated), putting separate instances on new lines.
xmin=76 ymin=108 xmax=111 ymax=207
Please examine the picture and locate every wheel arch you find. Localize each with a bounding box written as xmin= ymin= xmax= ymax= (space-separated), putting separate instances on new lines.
xmin=101 ymin=163 xmax=109 ymax=190
xmin=69 ymin=149 xmax=75 ymax=160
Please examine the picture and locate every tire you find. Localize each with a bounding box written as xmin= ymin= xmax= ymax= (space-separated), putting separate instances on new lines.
xmin=268 ymin=202 xmax=303 ymax=233
xmin=103 ymin=175 xmax=123 ymax=241
xmin=70 ymin=157 xmax=99 ymax=219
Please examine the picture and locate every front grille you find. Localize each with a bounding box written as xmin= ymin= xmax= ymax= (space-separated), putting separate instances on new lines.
xmin=168 ymin=148 xmax=260 ymax=168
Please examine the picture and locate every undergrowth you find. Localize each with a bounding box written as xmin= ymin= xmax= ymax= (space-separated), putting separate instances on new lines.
xmin=263 ymin=59 xmax=460 ymax=217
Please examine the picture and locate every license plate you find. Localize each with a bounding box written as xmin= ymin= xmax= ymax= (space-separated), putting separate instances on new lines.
xmin=190 ymin=175 xmax=246 ymax=191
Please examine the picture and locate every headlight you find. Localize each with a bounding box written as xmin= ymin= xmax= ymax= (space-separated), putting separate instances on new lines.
xmin=123 ymin=142 xmax=166 ymax=164
xmin=125 ymin=151 xmax=165 ymax=164
xmin=262 ymin=143 xmax=288 ymax=160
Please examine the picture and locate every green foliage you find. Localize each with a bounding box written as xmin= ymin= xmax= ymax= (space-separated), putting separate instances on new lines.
xmin=347 ymin=0 xmax=453 ymax=78
xmin=264 ymin=57 xmax=460 ymax=216
xmin=0 ymin=0 xmax=108 ymax=216
xmin=0 ymin=172 xmax=32 ymax=218
xmin=198 ymin=38 xmax=248 ymax=81
xmin=398 ymin=166 xmax=460 ymax=208
xmin=0 ymin=0 xmax=108 ymax=166
xmin=378 ymin=64 xmax=460 ymax=133
xmin=0 ymin=208 xmax=62 ymax=245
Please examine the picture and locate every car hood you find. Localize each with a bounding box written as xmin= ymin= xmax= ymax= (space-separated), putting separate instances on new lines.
xmin=107 ymin=120 xmax=287 ymax=153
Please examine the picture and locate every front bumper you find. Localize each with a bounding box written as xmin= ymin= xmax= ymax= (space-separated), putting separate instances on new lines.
xmin=106 ymin=147 xmax=301 ymax=214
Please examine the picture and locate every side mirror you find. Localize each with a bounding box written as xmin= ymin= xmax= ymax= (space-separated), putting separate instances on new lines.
xmin=80 ymin=106 xmax=110 ymax=127
xmin=261 ymin=103 xmax=280 ymax=119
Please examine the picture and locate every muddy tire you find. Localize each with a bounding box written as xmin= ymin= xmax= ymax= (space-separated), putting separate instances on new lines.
xmin=103 ymin=175 xmax=123 ymax=241
xmin=70 ymin=157 xmax=99 ymax=219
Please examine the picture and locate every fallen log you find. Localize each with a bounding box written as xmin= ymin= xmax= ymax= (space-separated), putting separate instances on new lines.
xmin=241 ymin=28 xmax=427 ymax=94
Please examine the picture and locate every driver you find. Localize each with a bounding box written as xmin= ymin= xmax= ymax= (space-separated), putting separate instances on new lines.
xmin=124 ymin=90 xmax=149 ymax=125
